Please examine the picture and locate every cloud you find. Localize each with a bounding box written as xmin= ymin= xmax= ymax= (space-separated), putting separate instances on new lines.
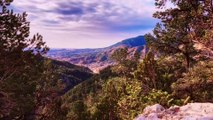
xmin=11 ymin=0 xmax=158 ymax=48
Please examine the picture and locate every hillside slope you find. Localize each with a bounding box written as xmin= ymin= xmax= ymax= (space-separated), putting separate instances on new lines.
xmin=51 ymin=59 xmax=93 ymax=92
xmin=47 ymin=36 xmax=147 ymax=72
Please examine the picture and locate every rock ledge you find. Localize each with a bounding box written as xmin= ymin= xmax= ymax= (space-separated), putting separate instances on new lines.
xmin=135 ymin=103 xmax=213 ymax=120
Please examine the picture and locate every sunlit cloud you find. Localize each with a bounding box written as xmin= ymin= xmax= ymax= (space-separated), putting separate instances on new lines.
xmin=12 ymin=0 xmax=158 ymax=48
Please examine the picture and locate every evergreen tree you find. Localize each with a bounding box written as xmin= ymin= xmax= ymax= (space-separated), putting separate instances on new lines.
xmin=110 ymin=48 xmax=140 ymax=78
xmin=151 ymin=0 xmax=213 ymax=67
xmin=148 ymin=0 xmax=204 ymax=69
xmin=156 ymin=0 xmax=213 ymax=59
xmin=152 ymin=0 xmax=213 ymax=102
xmin=0 ymin=0 xmax=65 ymax=119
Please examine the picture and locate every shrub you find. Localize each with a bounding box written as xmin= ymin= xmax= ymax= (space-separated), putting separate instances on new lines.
xmin=172 ymin=61 xmax=213 ymax=102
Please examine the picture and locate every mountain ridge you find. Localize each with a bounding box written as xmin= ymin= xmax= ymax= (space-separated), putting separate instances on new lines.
xmin=109 ymin=35 xmax=146 ymax=48
xmin=47 ymin=36 xmax=147 ymax=72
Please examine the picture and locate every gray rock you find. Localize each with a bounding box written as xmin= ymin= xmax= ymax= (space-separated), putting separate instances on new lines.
xmin=135 ymin=103 xmax=213 ymax=120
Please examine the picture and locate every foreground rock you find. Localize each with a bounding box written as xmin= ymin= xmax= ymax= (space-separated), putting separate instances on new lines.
xmin=135 ymin=103 xmax=213 ymax=120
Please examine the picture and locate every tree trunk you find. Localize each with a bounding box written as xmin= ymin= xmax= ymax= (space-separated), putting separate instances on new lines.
xmin=184 ymin=52 xmax=190 ymax=70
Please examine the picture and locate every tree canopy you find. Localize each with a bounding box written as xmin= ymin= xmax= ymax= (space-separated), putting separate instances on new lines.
xmin=0 ymin=0 xmax=65 ymax=119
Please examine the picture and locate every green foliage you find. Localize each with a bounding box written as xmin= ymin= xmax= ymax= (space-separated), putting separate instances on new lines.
xmin=0 ymin=1 xmax=66 ymax=119
xmin=63 ymin=76 xmax=182 ymax=120
xmin=51 ymin=60 xmax=93 ymax=92
xmin=134 ymin=51 xmax=185 ymax=92
xmin=0 ymin=1 xmax=48 ymax=118
xmin=144 ymin=89 xmax=184 ymax=107
xmin=134 ymin=51 xmax=158 ymax=89
xmin=61 ymin=1 xmax=213 ymax=119
xmin=172 ymin=60 xmax=213 ymax=102
xmin=93 ymin=78 xmax=142 ymax=120
xmin=67 ymin=101 xmax=91 ymax=120
xmin=93 ymin=95 xmax=119 ymax=120
xmin=0 ymin=59 xmax=43 ymax=119
xmin=111 ymin=48 xmax=128 ymax=65
xmin=114 ymin=78 xmax=144 ymax=119
xmin=1 ymin=0 xmax=213 ymax=119
xmin=149 ymin=1 xmax=206 ymax=69
xmin=148 ymin=0 xmax=213 ymax=103
xmin=111 ymin=48 xmax=140 ymax=78
xmin=99 ymin=66 xmax=118 ymax=79
xmin=152 ymin=0 xmax=213 ymax=66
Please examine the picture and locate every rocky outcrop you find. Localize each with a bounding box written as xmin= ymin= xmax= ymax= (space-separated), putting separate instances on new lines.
xmin=135 ymin=103 xmax=213 ymax=120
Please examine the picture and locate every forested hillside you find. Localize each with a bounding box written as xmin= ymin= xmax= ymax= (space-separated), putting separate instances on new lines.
xmin=60 ymin=0 xmax=213 ymax=119
xmin=51 ymin=59 xmax=93 ymax=92
xmin=0 ymin=0 xmax=92 ymax=119
xmin=1 ymin=0 xmax=213 ymax=120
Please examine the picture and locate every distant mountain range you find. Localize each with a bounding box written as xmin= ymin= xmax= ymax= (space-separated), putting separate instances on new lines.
xmin=47 ymin=36 xmax=147 ymax=73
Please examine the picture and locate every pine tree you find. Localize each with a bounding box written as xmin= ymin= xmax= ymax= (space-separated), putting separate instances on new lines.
xmin=110 ymin=48 xmax=140 ymax=78
xmin=153 ymin=0 xmax=213 ymax=102
xmin=148 ymin=0 xmax=205 ymax=69
xmin=151 ymin=0 xmax=213 ymax=67
xmin=0 ymin=0 xmax=65 ymax=119
xmin=156 ymin=0 xmax=213 ymax=59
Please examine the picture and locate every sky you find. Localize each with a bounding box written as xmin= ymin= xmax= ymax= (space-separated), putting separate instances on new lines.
xmin=12 ymin=0 xmax=159 ymax=48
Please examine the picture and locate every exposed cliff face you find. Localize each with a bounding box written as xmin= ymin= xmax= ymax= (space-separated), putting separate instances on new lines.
xmin=135 ymin=103 xmax=213 ymax=120
xmin=47 ymin=36 xmax=147 ymax=73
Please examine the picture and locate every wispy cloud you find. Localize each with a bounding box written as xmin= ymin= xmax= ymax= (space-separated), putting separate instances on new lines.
xmin=11 ymin=0 xmax=158 ymax=48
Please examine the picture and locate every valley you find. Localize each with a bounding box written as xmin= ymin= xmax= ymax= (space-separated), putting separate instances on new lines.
xmin=2 ymin=0 xmax=213 ymax=119
xmin=47 ymin=36 xmax=147 ymax=73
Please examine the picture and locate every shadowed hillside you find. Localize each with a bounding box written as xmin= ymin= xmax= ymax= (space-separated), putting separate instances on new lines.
xmin=51 ymin=59 xmax=93 ymax=92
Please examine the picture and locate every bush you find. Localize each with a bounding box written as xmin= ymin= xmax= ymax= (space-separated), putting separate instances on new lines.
xmin=172 ymin=61 xmax=213 ymax=102
xmin=92 ymin=77 xmax=182 ymax=120
xmin=134 ymin=54 xmax=185 ymax=92
xmin=144 ymin=89 xmax=184 ymax=108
